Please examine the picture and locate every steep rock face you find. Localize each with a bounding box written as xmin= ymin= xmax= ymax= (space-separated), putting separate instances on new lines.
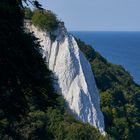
xmin=26 ymin=22 xmax=105 ymax=135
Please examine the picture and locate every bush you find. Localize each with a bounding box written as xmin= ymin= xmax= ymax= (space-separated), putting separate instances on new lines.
xmin=24 ymin=7 xmax=33 ymax=19
xmin=77 ymin=39 xmax=140 ymax=140
xmin=32 ymin=10 xmax=58 ymax=32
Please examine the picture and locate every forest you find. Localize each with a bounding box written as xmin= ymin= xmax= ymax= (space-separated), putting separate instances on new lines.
xmin=77 ymin=39 xmax=140 ymax=140
xmin=0 ymin=0 xmax=140 ymax=140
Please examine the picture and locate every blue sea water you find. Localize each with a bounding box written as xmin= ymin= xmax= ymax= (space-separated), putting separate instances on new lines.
xmin=70 ymin=31 xmax=140 ymax=85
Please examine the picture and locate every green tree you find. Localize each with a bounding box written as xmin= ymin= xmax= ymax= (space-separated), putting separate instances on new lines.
xmin=24 ymin=7 xmax=33 ymax=19
xmin=0 ymin=0 xmax=57 ymax=138
xmin=0 ymin=1 xmax=109 ymax=140
xmin=32 ymin=10 xmax=58 ymax=31
xmin=77 ymin=39 xmax=140 ymax=140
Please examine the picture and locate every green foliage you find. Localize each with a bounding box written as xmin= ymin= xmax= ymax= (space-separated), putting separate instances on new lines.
xmin=46 ymin=107 xmax=110 ymax=140
xmin=77 ymin=39 xmax=140 ymax=140
xmin=32 ymin=10 xmax=58 ymax=32
xmin=2 ymin=1 xmax=140 ymax=140
xmin=24 ymin=7 xmax=33 ymax=19
xmin=0 ymin=1 xmax=109 ymax=140
xmin=76 ymin=39 xmax=96 ymax=61
xmin=17 ymin=110 xmax=51 ymax=140
xmin=0 ymin=0 xmax=57 ymax=139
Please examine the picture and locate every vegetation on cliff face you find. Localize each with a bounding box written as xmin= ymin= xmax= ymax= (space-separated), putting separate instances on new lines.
xmin=32 ymin=10 xmax=58 ymax=32
xmin=0 ymin=1 xmax=109 ymax=140
xmin=77 ymin=39 xmax=140 ymax=140
xmin=24 ymin=7 xmax=33 ymax=19
xmin=1 ymin=1 xmax=140 ymax=140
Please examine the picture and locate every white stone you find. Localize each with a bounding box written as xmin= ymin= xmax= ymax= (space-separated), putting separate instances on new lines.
xmin=26 ymin=22 xmax=105 ymax=135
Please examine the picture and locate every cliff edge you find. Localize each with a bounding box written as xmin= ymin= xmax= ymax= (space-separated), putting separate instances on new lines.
xmin=25 ymin=21 xmax=105 ymax=135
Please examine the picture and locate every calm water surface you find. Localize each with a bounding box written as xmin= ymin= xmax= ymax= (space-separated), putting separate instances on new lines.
xmin=71 ymin=31 xmax=140 ymax=85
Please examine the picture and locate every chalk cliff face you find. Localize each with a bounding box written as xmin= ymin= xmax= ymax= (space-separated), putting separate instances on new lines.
xmin=26 ymin=22 xmax=105 ymax=135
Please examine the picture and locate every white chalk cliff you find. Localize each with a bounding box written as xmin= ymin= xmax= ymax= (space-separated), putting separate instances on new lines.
xmin=25 ymin=21 xmax=105 ymax=135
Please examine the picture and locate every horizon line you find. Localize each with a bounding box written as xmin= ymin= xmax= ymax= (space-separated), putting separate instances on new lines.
xmin=69 ymin=30 xmax=140 ymax=32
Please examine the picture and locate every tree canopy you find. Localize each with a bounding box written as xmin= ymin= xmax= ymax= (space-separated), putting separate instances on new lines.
xmin=32 ymin=10 xmax=58 ymax=31
xmin=1 ymin=0 xmax=140 ymax=139
xmin=0 ymin=0 xmax=110 ymax=139
xmin=77 ymin=39 xmax=140 ymax=140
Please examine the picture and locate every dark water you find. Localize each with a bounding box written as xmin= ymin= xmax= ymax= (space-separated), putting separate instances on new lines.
xmin=71 ymin=31 xmax=140 ymax=85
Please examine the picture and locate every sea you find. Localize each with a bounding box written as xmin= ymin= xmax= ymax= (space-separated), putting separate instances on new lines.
xmin=70 ymin=31 xmax=140 ymax=85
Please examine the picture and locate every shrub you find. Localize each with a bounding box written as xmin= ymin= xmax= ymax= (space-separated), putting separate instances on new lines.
xmin=32 ymin=10 xmax=58 ymax=32
xmin=24 ymin=7 xmax=33 ymax=19
xmin=77 ymin=39 xmax=140 ymax=140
